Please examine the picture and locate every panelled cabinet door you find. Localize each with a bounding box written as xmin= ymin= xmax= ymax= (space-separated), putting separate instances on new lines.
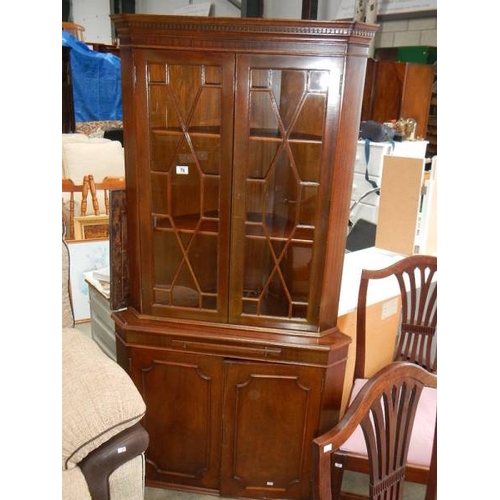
xmin=229 ymin=54 xmax=344 ymax=331
xmin=220 ymin=360 xmax=324 ymax=500
xmin=132 ymin=49 xmax=235 ymax=322
xmin=129 ymin=347 xmax=224 ymax=490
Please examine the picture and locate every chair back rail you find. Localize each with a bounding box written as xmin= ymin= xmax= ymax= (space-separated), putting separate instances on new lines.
xmin=354 ymin=255 xmax=437 ymax=380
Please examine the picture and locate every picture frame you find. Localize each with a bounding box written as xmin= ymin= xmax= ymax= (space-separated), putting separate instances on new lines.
xmin=74 ymin=214 xmax=110 ymax=240
xmin=67 ymin=239 xmax=110 ymax=322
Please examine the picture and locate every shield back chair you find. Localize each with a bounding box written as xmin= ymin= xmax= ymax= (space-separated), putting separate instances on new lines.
xmin=331 ymin=254 xmax=437 ymax=499
xmin=313 ymin=361 xmax=437 ymax=500
xmin=355 ymin=254 xmax=437 ymax=378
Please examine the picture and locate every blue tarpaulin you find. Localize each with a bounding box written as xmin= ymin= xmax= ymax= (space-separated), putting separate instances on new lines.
xmin=62 ymin=31 xmax=122 ymax=122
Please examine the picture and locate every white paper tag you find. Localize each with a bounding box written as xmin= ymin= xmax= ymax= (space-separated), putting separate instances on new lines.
xmin=176 ymin=165 xmax=189 ymax=175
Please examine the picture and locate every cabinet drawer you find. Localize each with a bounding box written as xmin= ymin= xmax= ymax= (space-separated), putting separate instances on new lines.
xmin=88 ymin=287 xmax=113 ymax=328
xmin=88 ymin=285 xmax=116 ymax=360
xmin=91 ymin=314 xmax=116 ymax=360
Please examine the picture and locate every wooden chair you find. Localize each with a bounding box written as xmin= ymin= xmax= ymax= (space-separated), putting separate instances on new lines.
xmin=62 ymin=175 xmax=125 ymax=240
xmin=62 ymin=21 xmax=85 ymax=41
xmin=312 ymin=361 xmax=437 ymax=500
xmin=326 ymin=254 xmax=437 ymax=499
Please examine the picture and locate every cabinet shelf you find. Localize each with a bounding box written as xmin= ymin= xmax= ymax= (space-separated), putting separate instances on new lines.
xmin=153 ymin=213 xmax=219 ymax=233
xmin=245 ymin=224 xmax=314 ymax=242
xmin=151 ymin=126 xmax=221 ymax=137
xmin=250 ymin=129 xmax=322 ymax=143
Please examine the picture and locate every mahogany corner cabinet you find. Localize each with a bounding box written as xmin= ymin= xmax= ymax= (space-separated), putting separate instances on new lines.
xmin=110 ymin=14 xmax=377 ymax=500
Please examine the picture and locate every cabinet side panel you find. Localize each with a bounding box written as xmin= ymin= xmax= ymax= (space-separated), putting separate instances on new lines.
xmin=319 ymin=53 xmax=370 ymax=329
xmin=120 ymin=47 xmax=143 ymax=311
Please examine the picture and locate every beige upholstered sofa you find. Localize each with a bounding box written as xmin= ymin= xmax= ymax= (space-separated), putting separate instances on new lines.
xmin=62 ymin=238 xmax=149 ymax=499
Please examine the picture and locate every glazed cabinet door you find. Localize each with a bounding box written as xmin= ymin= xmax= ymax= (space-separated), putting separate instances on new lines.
xmin=129 ymin=346 xmax=224 ymax=491
xmin=131 ymin=50 xmax=235 ymax=322
xmin=229 ymin=54 xmax=344 ymax=331
xmin=220 ymin=360 xmax=324 ymax=500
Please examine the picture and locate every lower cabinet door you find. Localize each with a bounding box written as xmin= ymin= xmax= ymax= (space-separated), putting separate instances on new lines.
xmin=130 ymin=347 xmax=224 ymax=491
xmin=220 ymin=359 xmax=324 ymax=500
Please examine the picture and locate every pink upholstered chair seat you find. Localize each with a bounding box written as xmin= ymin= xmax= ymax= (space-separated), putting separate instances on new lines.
xmin=340 ymin=378 xmax=437 ymax=466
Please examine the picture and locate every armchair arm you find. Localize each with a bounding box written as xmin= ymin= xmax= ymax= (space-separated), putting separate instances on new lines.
xmin=80 ymin=422 xmax=149 ymax=500
xmin=62 ymin=328 xmax=147 ymax=468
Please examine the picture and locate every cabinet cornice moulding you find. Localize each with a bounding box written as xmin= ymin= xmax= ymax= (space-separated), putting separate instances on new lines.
xmin=111 ymin=14 xmax=378 ymax=44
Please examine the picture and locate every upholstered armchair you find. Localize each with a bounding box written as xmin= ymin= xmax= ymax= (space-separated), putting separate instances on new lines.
xmin=62 ymin=238 xmax=149 ymax=500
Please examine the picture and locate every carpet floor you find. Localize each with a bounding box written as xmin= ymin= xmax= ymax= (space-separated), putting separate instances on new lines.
xmin=144 ymin=472 xmax=426 ymax=499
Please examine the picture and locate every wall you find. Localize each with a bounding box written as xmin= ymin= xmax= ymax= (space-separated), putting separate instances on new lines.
xmin=70 ymin=0 xmax=240 ymax=43
xmin=375 ymin=16 xmax=436 ymax=48
xmin=136 ymin=0 xmax=239 ymax=17
xmin=322 ymin=0 xmax=437 ymax=49
xmin=71 ymin=0 xmax=113 ymax=44
xmin=69 ymin=0 xmax=436 ymax=50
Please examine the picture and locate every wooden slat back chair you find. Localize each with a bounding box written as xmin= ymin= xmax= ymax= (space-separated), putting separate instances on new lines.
xmin=62 ymin=175 xmax=125 ymax=240
xmin=62 ymin=21 xmax=85 ymax=41
xmin=329 ymin=255 xmax=437 ymax=499
xmin=313 ymin=362 xmax=437 ymax=500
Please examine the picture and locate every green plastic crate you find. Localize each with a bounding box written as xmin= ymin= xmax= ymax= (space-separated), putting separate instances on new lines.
xmin=397 ymin=46 xmax=437 ymax=64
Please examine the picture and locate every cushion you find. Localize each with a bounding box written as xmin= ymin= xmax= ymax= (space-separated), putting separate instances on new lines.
xmin=340 ymin=377 xmax=436 ymax=466
xmin=62 ymin=140 xmax=124 ymax=182
xmin=62 ymin=466 xmax=91 ymax=499
xmin=62 ymin=133 xmax=90 ymax=144
xmin=62 ymin=328 xmax=146 ymax=470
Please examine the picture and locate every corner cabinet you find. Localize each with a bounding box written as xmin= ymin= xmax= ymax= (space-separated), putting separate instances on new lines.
xmin=111 ymin=15 xmax=376 ymax=500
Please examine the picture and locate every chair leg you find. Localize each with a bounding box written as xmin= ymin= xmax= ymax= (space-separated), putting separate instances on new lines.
xmin=424 ymin=424 xmax=437 ymax=500
xmin=332 ymin=452 xmax=347 ymax=500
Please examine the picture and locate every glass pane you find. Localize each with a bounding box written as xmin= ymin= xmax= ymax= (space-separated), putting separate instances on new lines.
xmin=241 ymin=66 xmax=329 ymax=322
xmin=190 ymin=234 xmax=218 ymax=294
xmin=191 ymin=136 xmax=221 ymax=176
xmin=262 ymin=149 xmax=300 ymax=234
xmin=151 ymin=172 xmax=170 ymax=215
xmin=248 ymin=140 xmax=279 ymax=179
xmin=291 ymin=93 xmax=326 ymax=140
xmin=203 ymin=176 xmax=220 ymax=218
xmin=148 ymin=60 xmax=223 ymax=312
xmin=289 ymin=142 xmax=321 ymax=183
xmin=148 ymin=62 xmax=166 ymax=83
xmin=148 ymin=85 xmax=170 ymax=129
xmin=249 ymin=91 xmax=280 ymax=138
xmin=151 ymin=133 xmax=181 ymax=172
xmin=153 ymin=231 xmax=183 ymax=290
xmin=168 ymin=65 xmax=203 ymax=121
xmin=190 ymin=87 xmax=221 ymax=132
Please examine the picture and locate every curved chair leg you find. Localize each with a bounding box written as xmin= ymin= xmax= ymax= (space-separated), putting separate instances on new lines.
xmin=332 ymin=452 xmax=347 ymax=500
